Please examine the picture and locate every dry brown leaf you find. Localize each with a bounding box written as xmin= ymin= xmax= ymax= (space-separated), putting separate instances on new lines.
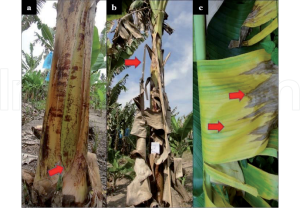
xmin=126 ymin=178 xmax=152 ymax=206
xmin=87 ymin=152 xmax=103 ymax=202
xmin=130 ymin=138 xmax=147 ymax=160
xmin=174 ymin=158 xmax=183 ymax=179
xmin=130 ymin=111 xmax=147 ymax=138
xmin=118 ymin=24 xmax=130 ymax=40
xmin=154 ymin=146 xmax=170 ymax=165
xmin=22 ymin=169 xmax=35 ymax=185
xmin=134 ymin=158 xmax=152 ymax=182
xmin=123 ymin=20 xmax=143 ymax=39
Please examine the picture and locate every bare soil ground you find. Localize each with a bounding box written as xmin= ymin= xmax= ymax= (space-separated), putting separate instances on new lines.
xmin=21 ymin=103 xmax=107 ymax=206
xmin=107 ymin=151 xmax=193 ymax=207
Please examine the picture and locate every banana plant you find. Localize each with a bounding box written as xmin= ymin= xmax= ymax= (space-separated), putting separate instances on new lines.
xmin=124 ymin=0 xmax=176 ymax=206
xmin=90 ymin=26 xmax=107 ymax=111
xmin=107 ymin=148 xmax=135 ymax=190
xmin=170 ymin=113 xmax=193 ymax=158
xmin=22 ymin=43 xmax=43 ymax=74
xmin=193 ymin=0 xmax=278 ymax=207
xmin=34 ymin=21 xmax=55 ymax=55
xmin=22 ymin=70 xmax=46 ymax=102
xmin=33 ymin=0 xmax=102 ymax=205
xmin=107 ymin=0 xmax=186 ymax=206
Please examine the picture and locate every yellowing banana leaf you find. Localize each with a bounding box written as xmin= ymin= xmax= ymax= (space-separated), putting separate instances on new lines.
xmin=243 ymin=1 xmax=278 ymax=28
xmin=204 ymin=163 xmax=258 ymax=197
xmin=241 ymin=18 xmax=278 ymax=47
xmin=242 ymin=163 xmax=278 ymax=200
xmin=197 ymin=49 xmax=278 ymax=164
xmin=209 ymin=162 xmax=245 ymax=186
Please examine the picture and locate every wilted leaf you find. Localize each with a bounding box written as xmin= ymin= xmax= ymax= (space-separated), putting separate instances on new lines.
xmin=123 ymin=20 xmax=143 ymax=39
xmin=87 ymin=152 xmax=103 ymax=203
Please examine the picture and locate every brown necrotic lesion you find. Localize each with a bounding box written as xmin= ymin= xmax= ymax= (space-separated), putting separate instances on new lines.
xmin=242 ymin=60 xmax=278 ymax=142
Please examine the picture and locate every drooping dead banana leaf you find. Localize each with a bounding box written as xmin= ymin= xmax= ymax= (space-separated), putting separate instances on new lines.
xmin=87 ymin=152 xmax=103 ymax=207
xmin=174 ymin=158 xmax=183 ymax=179
xmin=130 ymin=111 xmax=147 ymax=138
xmin=143 ymin=108 xmax=172 ymax=134
xmin=134 ymin=157 xmax=152 ymax=182
xmin=170 ymin=168 xmax=191 ymax=202
xmin=130 ymin=138 xmax=147 ymax=160
xmin=127 ymin=99 xmax=152 ymax=206
xmin=127 ymin=177 xmax=152 ymax=206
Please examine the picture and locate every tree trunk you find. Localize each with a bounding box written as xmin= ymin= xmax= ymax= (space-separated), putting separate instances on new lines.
xmin=149 ymin=1 xmax=172 ymax=206
xmin=33 ymin=0 xmax=97 ymax=204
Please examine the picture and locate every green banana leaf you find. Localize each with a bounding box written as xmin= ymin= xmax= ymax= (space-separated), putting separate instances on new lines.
xmin=91 ymin=53 xmax=106 ymax=74
xmin=91 ymin=26 xmax=101 ymax=67
xmin=206 ymin=0 xmax=263 ymax=60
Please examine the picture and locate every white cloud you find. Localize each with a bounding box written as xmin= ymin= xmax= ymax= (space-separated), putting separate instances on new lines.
xmin=95 ymin=1 xmax=106 ymax=34
xmin=168 ymin=11 xmax=193 ymax=30
xmin=164 ymin=43 xmax=193 ymax=86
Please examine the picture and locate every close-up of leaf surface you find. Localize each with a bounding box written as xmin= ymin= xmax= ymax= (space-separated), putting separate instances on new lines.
xmin=193 ymin=0 xmax=279 ymax=207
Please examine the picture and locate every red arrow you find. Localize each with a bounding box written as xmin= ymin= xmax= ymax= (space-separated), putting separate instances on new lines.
xmin=229 ymin=90 xmax=245 ymax=101
xmin=125 ymin=57 xmax=141 ymax=68
xmin=48 ymin=165 xmax=63 ymax=176
xmin=208 ymin=121 xmax=224 ymax=132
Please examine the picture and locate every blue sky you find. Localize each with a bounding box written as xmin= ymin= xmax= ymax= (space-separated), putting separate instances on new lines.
xmin=111 ymin=1 xmax=193 ymax=117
